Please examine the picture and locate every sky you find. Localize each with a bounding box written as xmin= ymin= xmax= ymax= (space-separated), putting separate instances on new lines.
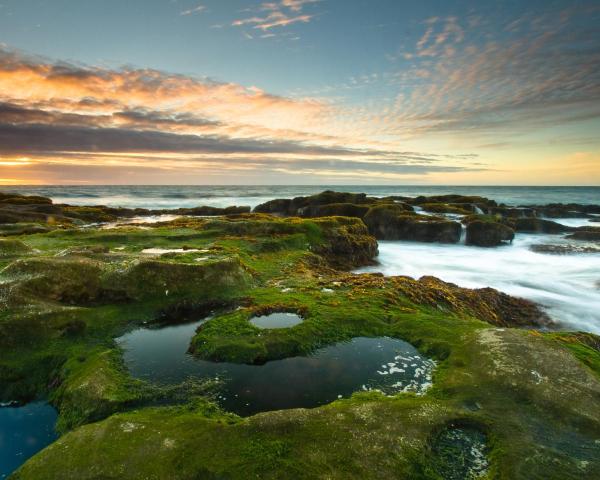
xmin=0 ymin=0 xmax=599 ymax=185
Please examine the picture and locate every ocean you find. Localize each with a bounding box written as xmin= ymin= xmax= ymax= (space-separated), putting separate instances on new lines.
xmin=1 ymin=185 xmax=599 ymax=210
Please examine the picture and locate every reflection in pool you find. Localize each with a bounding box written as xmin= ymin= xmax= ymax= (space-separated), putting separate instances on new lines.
xmin=0 ymin=402 xmax=58 ymax=479
xmin=250 ymin=312 xmax=303 ymax=329
xmin=117 ymin=320 xmax=435 ymax=416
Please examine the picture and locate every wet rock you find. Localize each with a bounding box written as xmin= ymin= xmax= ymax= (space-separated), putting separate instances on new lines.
xmin=311 ymin=217 xmax=378 ymax=268
xmin=297 ymin=203 xmax=371 ymax=219
xmin=419 ymin=203 xmax=473 ymax=215
xmin=567 ymin=227 xmax=600 ymax=241
xmin=409 ymin=194 xmax=496 ymax=207
xmin=0 ymin=239 xmax=32 ymax=257
xmin=1 ymin=257 xmax=104 ymax=305
xmin=511 ymin=217 xmax=573 ymax=234
xmin=109 ymin=256 xmax=253 ymax=301
xmin=254 ymin=190 xmax=375 ymax=216
xmin=392 ymin=275 xmax=551 ymax=328
xmin=430 ymin=424 xmax=489 ymax=480
xmin=535 ymin=203 xmax=600 ymax=218
xmin=363 ymin=205 xmax=461 ymax=243
xmin=0 ymin=223 xmax=52 ymax=236
xmin=488 ymin=206 xmax=536 ymax=218
xmin=466 ymin=220 xmax=515 ymax=247
xmin=253 ymin=198 xmax=293 ymax=215
xmin=530 ymin=243 xmax=600 ymax=254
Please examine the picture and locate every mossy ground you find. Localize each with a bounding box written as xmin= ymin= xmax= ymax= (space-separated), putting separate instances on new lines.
xmin=0 ymin=214 xmax=599 ymax=479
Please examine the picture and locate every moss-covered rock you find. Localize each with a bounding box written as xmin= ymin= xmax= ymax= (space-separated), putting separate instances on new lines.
xmin=309 ymin=217 xmax=377 ymax=268
xmin=1 ymin=257 xmax=105 ymax=305
xmin=419 ymin=203 xmax=473 ymax=215
xmin=363 ymin=205 xmax=461 ymax=242
xmin=107 ymin=256 xmax=253 ymax=301
xmin=567 ymin=227 xmax=600 ymax=241
xmin=297 ymin=203 xmax=371 ymax=219
xmin=465 ymin=220 xmax=514 ymax=247
xmin=511 ymin=217 xmax=573 ymax=233
xmin=0 ymin=239 xmax=33 ymax=257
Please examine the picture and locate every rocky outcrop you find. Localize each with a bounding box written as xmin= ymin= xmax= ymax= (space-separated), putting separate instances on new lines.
xmin=110 ymin=257 xmax=253 ymax=301
xmin=511 ymin=218 xmax=573 ymax=233
xmin=0 ymin=192 xmax=250 ymax=225
xmin=567 ymin=227 xmax=600 ymax=241
xmin=466 ymin=221 xmax=514 ymax=247
xmin=298 ymin=203 xmax=371 ymax=219
xmin=1 ymin=257 xmax=105 ymax=305
xmin=419 ymin=203 xmax=473 ymax=215
xmin=392 ymin=275 xmax=551 ymax=328
xmin=363 ymin=205 xmax=461 ymax=243
xmin=311 ymin=217 xmax=378 ymax=268
xmin=254 ymin=190 xmax=375 ymax=216
xmin=530 ymin=243 xmax=600 ymax=254
xmin=0 ymin=239 xmax=32 ymax=257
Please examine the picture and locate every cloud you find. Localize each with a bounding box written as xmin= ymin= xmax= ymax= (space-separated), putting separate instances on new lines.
xmin=0 ymin=45 xmax=484 ymax=183
xmin=232 ymin=0 xmax=320 ymax=31
xmin=180 ymin=4 xmax=205 ymax=16
xmin=361 ymin=4 xmax=600 ymax=144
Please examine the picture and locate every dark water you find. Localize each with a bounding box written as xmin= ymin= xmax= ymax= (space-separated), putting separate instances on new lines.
xmin=2 ymin=185 xmax=599 ymax=210
xmin=117 ymin=320 xmax=435 ymax=416
xmin=0 ymin=402 xmax=58 ymax=478
xmin=250 ymin=312 xmax=303 ymax=329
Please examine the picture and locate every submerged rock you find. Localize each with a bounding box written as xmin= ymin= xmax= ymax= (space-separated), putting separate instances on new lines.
xmin=466 ymin=220 xmax=515 ymax=247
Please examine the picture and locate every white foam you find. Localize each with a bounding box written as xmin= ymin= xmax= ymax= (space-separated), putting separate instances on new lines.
xmin=357 ymin=234 xmax=600 ymax=333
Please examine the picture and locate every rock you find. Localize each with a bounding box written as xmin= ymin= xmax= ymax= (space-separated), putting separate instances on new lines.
xmin=109 ymin=256 xmax=253 ymax=301
xmin=567 ymin=227 xmax=600 ymax=241
xmin=511 ymin=218 xmax=573 ymax=234
xmin=535 ymin=203 xmax=600 ymax=218
xmin=409 ymin=194 xmax=496 ymax=207
xmin=1 ymin=257 xmax=105 ymax=305
xmin=0 ymin=239 xmax=33 ymax=257
xmin=253 ymin=198 xmax=293 ymax=215
xmin=466 ymin=221 xmax=514 ymax=247
xmin=530 ymin=243 xmax=600 ymax=254
xmin=311 ymin=217 xmax=378 ymax=268
xmin=297 ymin=203 xmax=371 ymax=219
xmin=0 ymin=223 xmax=52 ymax=236
xmin=394 ymin=275 xmax=551 ymax=328
xmin=419 ymin=203 xmax=473 ymax=215
xmin=486 ymin=206 xmax=536 ymax=218
xmin=363 ymin=205 xmax=461 ymax=242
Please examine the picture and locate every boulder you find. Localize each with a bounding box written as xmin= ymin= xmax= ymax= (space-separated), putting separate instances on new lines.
xmin=1 ymin=257 xmax=104 ymax=305
xmin=419 ymin=203 xmax=473 ymax=215
xmin=466 ymin=221 xmax=514 ymax=247
xmin=567 ymin=227 xmax=600 ymax=241
xmin=109 ymin=256 xmax=253 ymax=301
xmin=298 ymin=203 xmax=371 ymax=219
xmin=364 ymin=205 xmax=461 ymax=243
xmin=512 ymin=218 xmax=573 ymax=234
xmin=0 ymin=239 xmax=32 ymax=257
xmin=310 ymin=217 xmax=378 ymax=268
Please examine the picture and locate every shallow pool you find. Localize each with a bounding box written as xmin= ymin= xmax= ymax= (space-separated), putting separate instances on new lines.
xmin=117 ymin=321 xmax=434 ymax=416
xmin=250 ymin=312 xmax=303 ymax=329
xmin=0 ymin=402 xmax=58 ymax=478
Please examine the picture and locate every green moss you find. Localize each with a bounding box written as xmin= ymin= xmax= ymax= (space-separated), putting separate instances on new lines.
xmin=1 ymin=212 xmax=599 ymax=479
